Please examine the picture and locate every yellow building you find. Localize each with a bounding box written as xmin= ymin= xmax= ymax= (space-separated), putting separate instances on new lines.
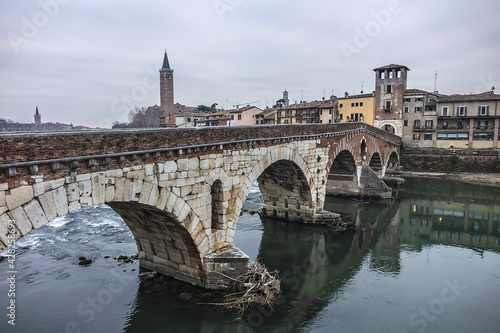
xmin=275 ymin=107 xmax=297 ymax=124
xmin=337 ymin=92 xmax=375 ymax=125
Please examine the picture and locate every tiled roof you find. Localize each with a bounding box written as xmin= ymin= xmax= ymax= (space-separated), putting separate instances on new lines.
xmin=373 ymin=64 xmax=410 ymax=71
xmin=338 ymin=93 xmax=374 ymax=100
xmin=404 ymin=89 xmax=430 ymax=95
xmin=437 ymin=91 xmax=500 ymax=102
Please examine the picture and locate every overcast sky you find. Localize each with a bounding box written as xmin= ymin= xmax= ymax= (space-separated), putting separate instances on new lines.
xmin=1 ymin=0 xmax=499 ymax=128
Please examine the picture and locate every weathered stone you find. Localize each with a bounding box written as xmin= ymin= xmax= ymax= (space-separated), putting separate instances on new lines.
xmin=68 ymin=201 xmax=81 ymax=213
xmin=177 ymin=158 xmax=188 ymax=171
xmin=6 ymin=186 xmax=34 ymax=211
xmin=23 ymin=199 xmax=48 ymax=229
xmin=53 ymin=187 xmax=69 ymax=216
xmin=38 ymin=191 xmax=57 ymax=221
xmin=10 ymin=207 xmax=32 ymax=235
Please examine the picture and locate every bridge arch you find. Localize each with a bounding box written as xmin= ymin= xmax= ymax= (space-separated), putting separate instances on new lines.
xmin=368 ymin=152 xmax=383 ymax=172
xmin=326 ymin=149 xmax=358 ymax=195
xmin=386 ymin=151 xmax=400 ymax=170
xmin=229 ymin=145 xmax=318 ymax=226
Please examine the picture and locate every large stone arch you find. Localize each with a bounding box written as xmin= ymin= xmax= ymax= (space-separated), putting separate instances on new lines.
xmin=1 ymin=174 xmax=211 ymax=286
xmin=229 ymin=145 xmax=319 ymax=227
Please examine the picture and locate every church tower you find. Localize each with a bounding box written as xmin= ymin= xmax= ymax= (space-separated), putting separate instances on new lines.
xmin=34 ymin=106 xmax=41 ymax=125
xmin=159 ymin=51 xmax=174 ymax=115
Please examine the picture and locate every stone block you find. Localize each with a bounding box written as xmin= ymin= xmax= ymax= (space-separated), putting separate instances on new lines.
xmin=53 ymin=187 xmax=69 ymax=216
xmin=91 ymin=172 xmax=106 ymax=205
xmin=199 ymin=159 xmax=210 ymax=170
xmin=188 ymin=157 xmax=199 ymax=171
xmin=79 ymin=180 xmax=92 ymax=197
xmin=148 ymin=185 xmax=160 ymax=206
xmin=114 ymin=178 xmax=125 ymax=202
xmin=38 ymin=191 xmax=57 ymax=221
xmin=76 ymin=173 xmax=91 ymax=182
xmin=138 ymin=182 xmax=153 ymax=204
xmin=164 ymin=160 xmax=177 ymax=173
xmin=145 ymin=164 xmax=154 ymax=176
xmin=23 ymin=199 xmax=48 ymax=229
xmin=0 ymin=213 xmax=19 ymax=245
xmin=156 ymin=188 xmax=169 ymax=210
xmin=105 ymin=185 xmax=115 ymax=203
xmin=6 ymin=186 xmax=34 ymax=211
xmin=177 ymin=158 xmax=188 ymax=171
xmin=80 ymin=196 xmax=93 ymax=207
xmin=10 ymin=207 xmax=32 ymax=235
xmin=67 ymin=182 xmax=80 ymax=202
xmin=165 ymin=192 xmax=178 ymax=213
xmin=68 ymin=201 xmax=81 ymax=213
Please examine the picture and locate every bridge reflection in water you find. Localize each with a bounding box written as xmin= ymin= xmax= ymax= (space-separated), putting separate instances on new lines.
xmin=122 ymin=178 xmax=500 ymax=333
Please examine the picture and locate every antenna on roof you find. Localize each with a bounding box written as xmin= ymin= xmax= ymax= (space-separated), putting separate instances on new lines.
xmin=434 ymin=70 xmax=438 ymax=94
xmin=301 ymin=89 xmax=303 ymax=102
xmin=361 ymin=81 xmax=364 ymax=94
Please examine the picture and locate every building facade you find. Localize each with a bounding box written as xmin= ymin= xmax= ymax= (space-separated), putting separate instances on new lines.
xmin=402 ymin=89 xmax=438 ymax=147
xmin=337 ymin=92 xmax=375 ymax=125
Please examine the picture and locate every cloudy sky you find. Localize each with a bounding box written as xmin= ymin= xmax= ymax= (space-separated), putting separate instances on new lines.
xmin=1 ymin=0 xmax=499 ymax=128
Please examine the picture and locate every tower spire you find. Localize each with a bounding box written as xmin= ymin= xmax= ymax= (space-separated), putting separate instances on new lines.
xmin=162 ymin=51 xmax=170 ymax=70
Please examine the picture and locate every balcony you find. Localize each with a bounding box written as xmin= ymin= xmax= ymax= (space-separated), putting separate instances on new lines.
xmin=413 ymin=126 xmax=436 ymax=132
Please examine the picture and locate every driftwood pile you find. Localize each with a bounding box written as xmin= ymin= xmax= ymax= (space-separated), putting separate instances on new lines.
xmin=206 ymin=262 xmax=281 ymax=314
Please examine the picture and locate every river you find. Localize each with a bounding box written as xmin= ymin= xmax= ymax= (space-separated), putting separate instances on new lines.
xmin=1 ymin=177 xmax=499 ymax=332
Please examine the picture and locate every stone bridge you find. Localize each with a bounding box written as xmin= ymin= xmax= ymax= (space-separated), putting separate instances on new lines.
xmin=0 ymin=123 xmax=400 ymax=289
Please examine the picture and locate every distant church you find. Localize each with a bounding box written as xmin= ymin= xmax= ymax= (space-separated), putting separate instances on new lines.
xmin=34 ymin=106 xmax=42 ymax=125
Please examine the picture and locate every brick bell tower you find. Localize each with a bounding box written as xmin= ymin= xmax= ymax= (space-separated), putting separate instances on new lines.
xmin=159 ymin=51 xmax=174 ymax=117
xmin=373 ymin=64 xmax=409 ymax=136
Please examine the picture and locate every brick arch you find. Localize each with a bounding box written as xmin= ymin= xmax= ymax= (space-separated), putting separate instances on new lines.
xmin=325 ymin=135 xmax=358 ymax=177
xmin=385 ymin=150 xmax=400 ymax=170
xmin=229 ymin=145 xmax=316 ymax=225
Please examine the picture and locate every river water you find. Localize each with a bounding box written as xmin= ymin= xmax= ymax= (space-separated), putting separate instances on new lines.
xmin=1 ymin=178 xmax=499 ymax=333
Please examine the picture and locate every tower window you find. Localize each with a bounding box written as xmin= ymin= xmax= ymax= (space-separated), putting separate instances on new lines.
xmin=387 ymin=85 xmax=392 ymax=94
xmin=385 ymin=101 xmax=391 ymax=111
xmin=397 ymin=70 xmax=401 ymax=78
xmin=380 ymin=72 xmax=386 ymax=79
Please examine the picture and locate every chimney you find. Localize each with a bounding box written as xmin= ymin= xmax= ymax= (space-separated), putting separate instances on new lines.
xmin=344 ymin=92 xmax=349 ymax=98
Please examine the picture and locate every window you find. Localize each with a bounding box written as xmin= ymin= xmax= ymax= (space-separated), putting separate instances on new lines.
xmin=404 ymin=107 xmax=409 ymax=113
xmin=355 ymin=102 xmax=359 ymax=107
xmin=442 ymin=121 xmax=448 ymax=129
xmin=231 ymin=115 xmax=234 ymax=120
xmin=414 ymin=119 xmax=421 ymax=128
xmin=415 ymin=98 xmax=423 ymax=102
xmin=387 ymin=85 xmax=392 ymax=94
xmin=414 ymin=107 xmax=422 ymax=113
xmin=329 ymin=108 xmax=332 ymax=114
xmin=457 ymin=106 xmax=467 ymax=116
xmin=404 ymin=98 xmax=411 ymax=103
xmin=339 ymin=103 xmax=343 ymax=108
xmin=404 ymin=120 xmax=408 ymax=127
xmin=478 ymin=120 xmax=488 ymax=129
xmin=360 ymin=102 xmax=363 ymax=106
xmin=389 ymin=72 xmax=394 ymax=79
xmin=442 ymin=107 xmax=449 ymax=117
xmin=457 ymin=121 xmax=464 ymax=129
xmin=381 ymin=72 xmax=386 ymax=79
xmin=319 ymin=110 xmax=323 ymax=116
xmin=351 ymin=103 xmax=355 ymax=107
xmin=424 ymin=134 xmax=432 ymax=141
xmin=385 ymin=101 xmax=391 ymax=111
xmin=413 ymin=133 xmax=420 ymax=140
xmin=425 ymin=120 xmax=433 ymax=129
xmin=397 ymin=70 xmax=401 ymax=78
xmin=238 ymin=114 xmax=242 ymax=120
xmin=340 ymin=114 xmax=343 ymax=120
xmin=478 ymin=106 xmax=489 ymax=116
xmin=437 ymin=133 xmax=469 ymax=140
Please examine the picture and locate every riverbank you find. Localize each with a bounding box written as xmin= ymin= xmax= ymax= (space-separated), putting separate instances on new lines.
xmin=388 ymin=170 xmax=500 ymax=187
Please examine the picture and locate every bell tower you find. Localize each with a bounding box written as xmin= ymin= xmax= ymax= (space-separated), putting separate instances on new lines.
xmin=34 ymin=106 xmax=41 ymax=125
xmin=160 ymin=51 xmax=174 ymax=115
xmin=373 ymin=64 xmax=409 ymax=136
